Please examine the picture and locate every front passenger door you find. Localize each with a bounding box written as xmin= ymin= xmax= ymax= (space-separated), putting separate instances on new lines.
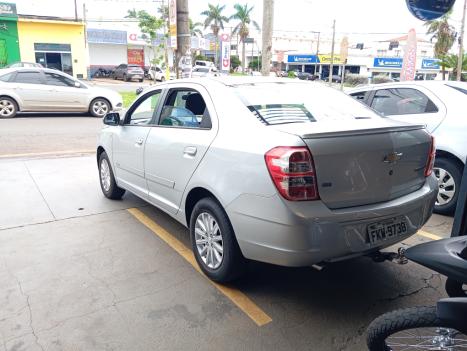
xmin=112 ymin=90 xmax=162 ymax=199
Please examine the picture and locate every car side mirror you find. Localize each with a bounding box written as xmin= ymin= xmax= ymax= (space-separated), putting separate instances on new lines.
xmin=103 ymin=111 xmax=120 ymax=125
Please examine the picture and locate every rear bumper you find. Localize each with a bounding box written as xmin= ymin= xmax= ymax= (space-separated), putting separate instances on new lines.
xmin=226 ymin=175 xmax=438 ymax=267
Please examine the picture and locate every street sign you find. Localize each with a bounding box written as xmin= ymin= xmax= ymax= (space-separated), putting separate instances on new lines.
xmin=401 ymin=29 xmax=417 ymax=81
xmin=169 ymin=0 xmax=177 ymax=48
xmin=0 ymin=2 xmax=17 ymax=18
xmin=406 ymin=0 xmax=456 ymax=21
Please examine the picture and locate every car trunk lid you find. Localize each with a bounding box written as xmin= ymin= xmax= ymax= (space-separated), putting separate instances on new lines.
xmin=271 ymin=120 xmax=431 ymax=209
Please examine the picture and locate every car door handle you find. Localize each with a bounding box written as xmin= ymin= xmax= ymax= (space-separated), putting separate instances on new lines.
xmin=135 ymin=138 xmax=144 ymax=146
xmin=184 ymin=146 xmax=197 ymax=156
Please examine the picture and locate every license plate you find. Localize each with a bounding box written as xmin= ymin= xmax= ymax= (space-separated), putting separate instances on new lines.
xmin=133 ymin=75 xmax=142 ymax=79
xmin=367 ymin=218 xmax=408 ymax=245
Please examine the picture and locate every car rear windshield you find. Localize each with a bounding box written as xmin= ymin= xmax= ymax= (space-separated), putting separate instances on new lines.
xmin=232 ymin=82 xmax=378 ymax=125
xmin=446 ymin=84 xmax=467 ymax=95
xmin=129 ymin=65 xmax=142 ymax=69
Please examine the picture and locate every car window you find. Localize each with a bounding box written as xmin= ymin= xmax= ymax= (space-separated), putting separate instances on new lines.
xmin=371 ymin=88 xmax=438 ymax=116
xmin=159 ymin=89 xmax=212 ymax=129
xmin=13 ymin=72 xmax=42 ymax=84
xmin=44 ymin=72 xmax=76 ymax=87
xmin=127 ymin=90 xmax=161 ymax=126
xmin=0 ymin=73 xmax=13 ymax=82
xmin=349 ymin=91 xmax=367 ymax=102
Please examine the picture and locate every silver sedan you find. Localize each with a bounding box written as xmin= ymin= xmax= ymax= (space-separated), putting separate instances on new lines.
xmin=0 ymin=67 xmax=122 ymax=118
xmin=97 ymin=77 xmax=438 ymax=282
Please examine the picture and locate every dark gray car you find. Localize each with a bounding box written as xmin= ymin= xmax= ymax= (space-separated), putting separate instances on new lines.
xmin=112 ymin=64 xmax=145 ymax=82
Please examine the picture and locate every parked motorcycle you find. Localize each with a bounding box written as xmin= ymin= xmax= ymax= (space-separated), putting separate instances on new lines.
xmin=92 ymin=67 xmax=112 ymax=78
xmin=366 ymin=236 xmax=467 ymax=350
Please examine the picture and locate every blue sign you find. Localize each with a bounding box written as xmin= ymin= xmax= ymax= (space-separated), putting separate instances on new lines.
xmin=373 ymin=57 xmax=403 ymax=68
xmin=406 ymin=0 xmax=456 ymax=21
xmin=421 ymin=58 xmax=440 ymax=69
xmin=287 ymin=55 xmax=319 ymax=64
xmin=87 ymin=29 xmax=127 ymax=45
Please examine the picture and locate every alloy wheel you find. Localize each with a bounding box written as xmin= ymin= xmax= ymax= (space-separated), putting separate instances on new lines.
xmin=194 ymin=212 xmax=224 ymax=269
xmin=100 ymin=158 xmax=111 ymax=192
xmin=92 ymin=100 xmax=109 ymax=117
xmin=434 ymin=167 xmax=456 ymax=206
xmin=0 ymin=99 xmax=15 ymax=117
xmin=385 ymin=327 xmax=467 ymax=350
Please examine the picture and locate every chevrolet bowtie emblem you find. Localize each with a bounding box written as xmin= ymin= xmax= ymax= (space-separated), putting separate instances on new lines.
xmin=383 ymin=152 xmax=403 ymax=164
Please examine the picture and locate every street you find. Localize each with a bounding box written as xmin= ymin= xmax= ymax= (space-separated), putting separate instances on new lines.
xmin=0 ymin=112 xmax=455 ymax=351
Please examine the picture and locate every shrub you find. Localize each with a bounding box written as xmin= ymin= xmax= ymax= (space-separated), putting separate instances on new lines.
xmin=345 ymin=74 xmax=368 ymax=86
xmin=372 ymin=74 xmax=393 ymax=84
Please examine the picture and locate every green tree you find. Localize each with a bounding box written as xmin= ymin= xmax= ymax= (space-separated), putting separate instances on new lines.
xmin=439 ymin=53 xmax=467 ymax=81
xmin=201 ymin=4 xmax=229 ymax=68
xmin=425 ymin=11 xmax=456 ymax=80
xmin=248 ymin=56 xmax=262 ymax=70
xmin=190 ymin=19 xmax=203 ymax=37
xmin=126 ymin=9 xmax=165 ymax=66
xmin=230 ymin=4 xmax=260 ymax=73
xmin=230 ymin=55 xmax=241 ymax=70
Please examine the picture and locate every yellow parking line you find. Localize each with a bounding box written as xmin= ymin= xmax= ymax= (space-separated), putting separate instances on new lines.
xmin=127 ymin=207 xmax=272 ymax=327
xmin=0 ymin=149 xmax=95 ymax=159
xmin=417 ymin=230 xmax=443 ymax=241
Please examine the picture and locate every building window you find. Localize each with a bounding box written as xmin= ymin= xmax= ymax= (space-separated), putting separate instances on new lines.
xmin=421 ymin=50 xmax=428 ymax=57
xmin=394 ymin=49 xmax=401 ymax=57
xmin=377 ymin=49 xmax=387 ymax=57
xmin=231 ymin=44 xmax=237 ymax=51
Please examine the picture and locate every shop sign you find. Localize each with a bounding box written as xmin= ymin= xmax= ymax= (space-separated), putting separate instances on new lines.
xmin=127 ymin=32 xmax=149 ymax=46
xmin=373 ymin=57 xmax=403 ymax=68
xmin=220 ymin=34 xmax=231 ymax=71
xmin=318 ymin=54 xmax=343 ymax=64
xmin=169 ymin=0 xmax=177 ymax=48
xmin=421 ymin=58 xmax=440 ymax=69
xmin=127 ymin=49 xmax=144 ymax=67
xmin=0 ymin=2 xmax=16 ymax=17
xmin=0 ymin=22 xmax=7 ymax=30
xmin=87 ymin=29 xmax=127 ymax=45
xmin=34 ymin=43 xmax=71 ymax=52
xmin=287 ymin=54 xmax=318 ymax=64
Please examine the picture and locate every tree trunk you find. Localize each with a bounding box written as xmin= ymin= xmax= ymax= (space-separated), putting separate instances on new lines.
xmin=261 ymin=0 xmax=274 ymax=76
xmin=242 ymin=40 xmax=246 ymax=74
xmin=442 ymin=64 xmax=446 ymax=80
xmin=215 ymin=35 xmax=219 ymax=68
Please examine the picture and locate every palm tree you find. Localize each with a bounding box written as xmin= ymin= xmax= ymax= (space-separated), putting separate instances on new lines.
xmin=425 ymin=11 xmax=456 ymax=80
xmin=190 ymin=19 xmax=203 ymax=37
xmin=201 ymin=4 xmax=229 ymax=67
xmin=230 ymin=4 xmax=260 ymax=74
xmin=439 ymin=53 xmax=467 ymax=80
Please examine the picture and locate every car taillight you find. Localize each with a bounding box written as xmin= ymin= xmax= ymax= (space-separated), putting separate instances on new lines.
xmin=424 ymin=135 xmax=436 ymax=177
xmin=265 ymin=146 xmax=319 ymax=201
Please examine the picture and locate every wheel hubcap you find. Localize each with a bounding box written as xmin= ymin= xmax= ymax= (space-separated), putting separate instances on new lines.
xmin=194 ymin=212 xmax=223 ymax=269
xmin=100 ymin=159 xmax=111 ymax=192
xmin=386 ymin=327 xmax=466 ymax=350
xmin=0 ymin=100 xmax=14 ymax=117
xmin=93 ymin=100 xmax=109 ymax=116
xmin=434 ymin=167 xmax=456 ymax=206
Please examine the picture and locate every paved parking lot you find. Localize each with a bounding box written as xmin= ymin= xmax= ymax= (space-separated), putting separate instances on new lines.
xmin=0 ymin=153 xmax=453 ymax=351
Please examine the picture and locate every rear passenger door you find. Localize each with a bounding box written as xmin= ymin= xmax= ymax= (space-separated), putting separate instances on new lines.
xmin=143 ymin=84 xmax=217 ymax=214
xmin=369 ymin=87 xmax=446 ymax=132
xmin=43 ymin=71 xmax=88 ymax=111
xmin=10 ymin=70 xmax=49 ymax=111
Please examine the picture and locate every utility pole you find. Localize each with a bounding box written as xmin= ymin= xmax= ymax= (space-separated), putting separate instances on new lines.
xmin=261 ymin=0 xmax=274 ymax=76
xmin=457 ymin=0 xmax=467 ymax=81
xmin=328 ymin=19 xmax=336 ymax=85
xmin=176 ymin=0 xmax=190 ymax=78
xmin=74 ymin=0 xmax=78 ymax=21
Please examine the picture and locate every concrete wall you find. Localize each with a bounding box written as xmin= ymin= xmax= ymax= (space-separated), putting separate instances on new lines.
xmin=17 ymin=19 xmax=88 ymax=79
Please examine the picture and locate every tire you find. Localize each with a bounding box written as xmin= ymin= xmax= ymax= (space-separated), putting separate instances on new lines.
xmin=98 ymin=151 xmax=125 ymax=200
xmin=367 ymin=306 xmax=466 ymax=350
xmin=190 ymin=197 xmax=245 ymax=283
xmin=433 ymin=158 xmax=463 ymax=215
xmin=139 ymin=79 xmax=144 ymax=82
xmin=445 ymin=278 xmax=467 ymax=297
xmin=90 ymin=98 xmax=110 ymax=118
xmin=123 ymin=74 xmax=129 ymax=82
xmin=160 ymin=76 xmax=165 ymax=82
xmin=0 ymin=97 xmax=18 ymax=118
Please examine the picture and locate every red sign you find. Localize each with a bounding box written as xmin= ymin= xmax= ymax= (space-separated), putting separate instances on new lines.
xmin=401 ymin=29 xmax=417 ymax=81
xmin=127 ymin=49 xmax=144 ymax=67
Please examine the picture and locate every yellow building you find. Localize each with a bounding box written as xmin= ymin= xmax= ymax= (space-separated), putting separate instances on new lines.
xmin=17 ymin=16 xmax=88 ymax=79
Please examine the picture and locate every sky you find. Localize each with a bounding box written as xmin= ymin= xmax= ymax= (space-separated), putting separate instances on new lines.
xmin=13 ymin=0 xmax=467 ymax=40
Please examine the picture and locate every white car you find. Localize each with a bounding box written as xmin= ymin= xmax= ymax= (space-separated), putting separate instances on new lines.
xmin=347 ymin=81 xmax=467 ymax=214
xmin=148 ymin=66 xmax=176 ymax=82
xmin=191 ymin=66 xmax=219 ymax=78
xmin=0 ymin=67 xmax=122 ymax=118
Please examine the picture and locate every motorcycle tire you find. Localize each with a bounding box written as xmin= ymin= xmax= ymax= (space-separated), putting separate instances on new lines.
xmin=445 ymin=278 xmax=467 ymax=297
xmin=367 ymin=306 xmax=466 ymax=350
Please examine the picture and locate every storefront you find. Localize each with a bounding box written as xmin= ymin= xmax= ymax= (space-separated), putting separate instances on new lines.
xmin=369 ymin=57 xmax=441 ymax=81
xmin=0 ymin=2 xmax=20 ymax=67
xmin=285 ymin=53 xmax=357 ymax=79
xmin=87 ymin=28 xmax=128 ymax=74
xmin=17 ymin=17 xmax=88 ymax=79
